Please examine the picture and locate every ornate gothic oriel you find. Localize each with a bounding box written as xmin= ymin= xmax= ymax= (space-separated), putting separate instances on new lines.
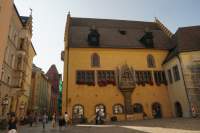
xmin=116 ymin=64 xmax=136 ymax=114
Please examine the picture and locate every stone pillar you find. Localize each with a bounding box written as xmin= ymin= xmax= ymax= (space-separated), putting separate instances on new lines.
xmin=122 ymin=91 xmax=133 ymax=114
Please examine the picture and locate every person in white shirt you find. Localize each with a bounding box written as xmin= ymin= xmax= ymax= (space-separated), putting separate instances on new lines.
xmin=64 ymin=112 xmax=69 ymax=127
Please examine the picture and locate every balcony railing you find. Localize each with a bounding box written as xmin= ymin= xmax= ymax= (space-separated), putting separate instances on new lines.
xmin=61 ymin=51 xmax=65 ymax=61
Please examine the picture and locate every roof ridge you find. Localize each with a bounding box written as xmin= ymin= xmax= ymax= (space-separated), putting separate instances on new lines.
xmin=71 ymin=17 xmax=156 ymax=24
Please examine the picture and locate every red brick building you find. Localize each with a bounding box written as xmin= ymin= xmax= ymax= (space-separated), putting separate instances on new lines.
xmin=46 ymin=65 xmax=61 ymax=114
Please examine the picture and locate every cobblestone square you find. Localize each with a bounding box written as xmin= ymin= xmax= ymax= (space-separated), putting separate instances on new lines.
xmin=1 ymin=118 xmax=200 ymax=133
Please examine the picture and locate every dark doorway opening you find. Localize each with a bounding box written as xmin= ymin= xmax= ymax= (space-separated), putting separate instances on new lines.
xmin=152 ymin=102 xmax=162 ymax=118
xmin=175 ymin=102 xmax=183 ymax=117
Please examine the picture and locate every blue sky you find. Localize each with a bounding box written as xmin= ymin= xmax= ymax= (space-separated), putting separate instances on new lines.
xmin=14 ymin=0 xmax=200 ymax=74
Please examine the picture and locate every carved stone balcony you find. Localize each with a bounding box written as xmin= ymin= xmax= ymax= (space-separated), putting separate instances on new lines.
xmin=16 ymin=63 xmax=26 ymax=72
xmin=61 ymin=51 xmax=65 ymax=61
xmin=17 ymin=48 xmax=26 ymax=56
xmin=12 ymin=71 xmax=23 ymax=88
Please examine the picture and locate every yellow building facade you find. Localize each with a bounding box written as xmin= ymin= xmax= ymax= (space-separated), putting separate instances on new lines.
xmin=62 ymin=15 xmax=174 ymax=122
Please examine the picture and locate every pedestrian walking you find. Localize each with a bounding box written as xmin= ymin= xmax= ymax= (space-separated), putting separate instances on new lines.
xmin=64 ymin=112 xmax=69 ymax=127
xmin=46 ymin=115 xmax=49 ymax=123
xmin=42 ymin=113 xmax=48 ymax=129
xmin=8 ymin=115 xmax=18 ymax=133
xmin=58 ymin=113 xmax=65 ymax=131
xmin=28 ymin=113 xmax=33 ymax=127
xmin=95 ymin=110 xmax=100 ymax=124
xmin=35 ymin=113 xmax=39 ymax=125
xmin=51 ymin=113 xmax=56 ymax=128
xmin=192 ymin=105 xmax=197 ymax=118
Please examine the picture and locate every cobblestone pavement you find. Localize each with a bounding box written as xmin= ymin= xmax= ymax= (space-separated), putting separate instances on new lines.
xmin=1 ymin=118 xmax=200 ymax=133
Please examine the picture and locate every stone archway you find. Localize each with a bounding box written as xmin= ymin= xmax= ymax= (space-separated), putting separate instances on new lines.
xmin=152 ymin=102 xmax=162 ymax=118
xmin=174 ymin=102 xmax=183 ymax=117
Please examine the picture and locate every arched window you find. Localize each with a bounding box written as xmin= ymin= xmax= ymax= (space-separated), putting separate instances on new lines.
xmin=95 ymin=104 xmax=106 ymax=117
xmin=133 ymin=103 xmax=143 ymax=113
xmin=147 ymin=55 xmax=156 ymax=68
xmin=113 ymin=104 xmax=124 ymax=114
xmin=72 ymin=104 xmax=84 ymax=119
xmin=91 ymin=53 xmax=100 ymax=67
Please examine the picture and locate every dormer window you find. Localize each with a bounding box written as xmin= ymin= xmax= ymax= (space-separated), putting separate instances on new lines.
xmin=140 ymin=32 xmax=154 ymax=48
xmin=118 ymin=30 xmax=126 ymax=35
xmin=88 ymin=29 xmax=100 ymax=46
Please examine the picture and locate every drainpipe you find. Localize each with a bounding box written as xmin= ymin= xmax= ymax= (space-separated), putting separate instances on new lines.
xmin=66 ymin=46 xmax=69 ymax=115
xmin=177 ymin=55 xmax=192 ymax=117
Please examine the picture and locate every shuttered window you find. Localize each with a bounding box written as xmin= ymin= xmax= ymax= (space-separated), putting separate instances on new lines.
xmin=154 ymin=71 xmax=167 ymax=86
xmin=173 ymin=65 xmax=180 ymax=81
xmin=135 ymin=71 xmax=153 ymax=86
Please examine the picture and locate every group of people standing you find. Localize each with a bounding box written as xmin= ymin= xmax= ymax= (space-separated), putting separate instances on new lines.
xmin=51 ymin=112 xmax=69 ymax=130
xmin=95 ymin=110 xmax=104 ymax=124
xmin=6 ymin=112 xmax=69 ymax=133
xmin=27 ymin=112 xmax=48 ymax=127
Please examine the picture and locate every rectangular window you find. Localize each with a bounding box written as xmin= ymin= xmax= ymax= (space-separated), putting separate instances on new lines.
xmin=19 ymin=38 xmax=25 ymax=50
xmin=154 ymin=71 xmax=160 ymax=85
xmin=135 ymin=71 xmax=153 ymax=86
xmin=154 ymin=71 xmax=167 ymax=86
xmin=173 ymin=65 xmax=180 ymax=81
xmin=7 ymin=76 xmax=10 ymax=84
xmin=167 ymin=69 xmax=173 ymax=84
xmin=76 ymin=70 xmax=95 ymax=86
xmin=97 ymin=70 xmax=116 ymax=86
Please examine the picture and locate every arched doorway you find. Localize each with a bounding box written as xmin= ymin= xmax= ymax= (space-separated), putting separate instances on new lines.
xmin=152 ymin=102 xmax=162 ymax=118
xmin=174 ymin=102 xmax=183 ymax=117
xmin=72 ymin=104 xmax=84 ymax=123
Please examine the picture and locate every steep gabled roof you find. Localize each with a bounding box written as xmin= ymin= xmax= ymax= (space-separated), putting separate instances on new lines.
xmin=163 ymin=26 xmax=200 ymax=64
xmin=13 ymin=4 xmax=30 ymax=27
xmin=176 ymin=26 xmax=200 ymax=52
xmin=68 ymin=17 xmax=172 ymax=50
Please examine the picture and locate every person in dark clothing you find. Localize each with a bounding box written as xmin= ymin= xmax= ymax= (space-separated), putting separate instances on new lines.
xmin=42 ymin=113 xmax=48 ymax=129
xmin=28 ymin=114 xmax=33 ymax=127
xmin=95 ymin=111 xmax=101 ymax=124
xmin=58 ymin=113 xmax=65 ymax=131
xmin=8 ymin=115 xmax=17 ymax=133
